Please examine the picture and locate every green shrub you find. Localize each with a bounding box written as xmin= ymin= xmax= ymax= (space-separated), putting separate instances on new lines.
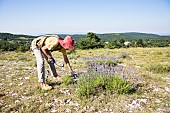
xmin=66 ymin=50 xmax=76 ymax=55
xmin=76 ymin=32 xmax=104 ymax=49
xmin=104 ymin=75 xmax=131 ymax=94
xmin=76 ymin=72 xmax=132 ymax=98
xmin=104 ymin=40 xmax=123 ymax=49
xmin=16 ymin=45 xmax=28 ymax=52
xmin=76 ymin=76 xmax=93 ymax=98
xmin=61 ymin=76 xmax=74 ymax=85
xmin=147 ymin=64 xmax=170 ymax=73
xmin=76 ymin=38 xmax=104 ymax=49
xmin=118 ymin=52 xmax=131 ymax=59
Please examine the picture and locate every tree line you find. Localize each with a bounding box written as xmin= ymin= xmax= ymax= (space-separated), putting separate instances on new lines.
xmin=0 ymin=32 xmax=170 ymax=52
xmin=76 ymin=32 xmax=170 ymax=49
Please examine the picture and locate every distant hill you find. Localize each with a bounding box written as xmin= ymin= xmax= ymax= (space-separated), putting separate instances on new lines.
xmin=97 ymin=32 xmax=170 ymax=42
xmin=0 ymin=33 xmax=85 ymax=41
xmin=0 ymin=32 xmax=170 ymax=42
xmin=0 ymin=33 xmax=36 ymax=40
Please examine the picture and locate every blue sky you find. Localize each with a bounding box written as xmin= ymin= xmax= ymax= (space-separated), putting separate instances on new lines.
xmin=0 ymin=0 xmax=170 ymax=35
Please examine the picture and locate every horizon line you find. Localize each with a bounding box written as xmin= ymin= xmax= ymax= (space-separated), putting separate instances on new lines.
xmin=0 ymin=31 xmax=170 ymax=36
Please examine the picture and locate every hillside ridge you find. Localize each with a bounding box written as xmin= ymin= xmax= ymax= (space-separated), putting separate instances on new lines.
xmin=0 ymin=32 xmax=170 ymax=42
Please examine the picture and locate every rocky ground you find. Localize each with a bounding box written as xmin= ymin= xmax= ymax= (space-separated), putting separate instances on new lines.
xmin=0 ymin=48 xmax=170 ymax=113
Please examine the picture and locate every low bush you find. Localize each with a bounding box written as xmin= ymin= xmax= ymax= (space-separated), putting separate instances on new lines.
xmin=76 ymin=54 xmax=139 ymax=98
xmin=147 ymin=64 xmax=170 ymax=73
xmin=76 ymin=72 xmax=132 ymax=98
xmin=61 ymin=76 xmax=74 ymax=85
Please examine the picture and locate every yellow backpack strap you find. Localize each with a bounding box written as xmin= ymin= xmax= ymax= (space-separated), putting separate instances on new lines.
xmin=30 ymin=37 xmax=45 ymax=50
xmin=36 ymin=36 xmax=49 ymax=48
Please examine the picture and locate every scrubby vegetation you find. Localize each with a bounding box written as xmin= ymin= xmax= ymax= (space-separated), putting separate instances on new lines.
xmin=147 ymin=64 xmax=170 ymax=73
xmin=0 ymin=32 xmax=170 ymax=112
xmin=0 ymin=47 xmax=170 ymax=112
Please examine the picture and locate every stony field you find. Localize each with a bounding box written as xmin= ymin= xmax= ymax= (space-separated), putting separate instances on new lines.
xmin=0 ymin=47 xmax=170 ymax=113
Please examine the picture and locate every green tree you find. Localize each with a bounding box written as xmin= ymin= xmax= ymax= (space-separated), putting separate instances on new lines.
xmin=76 ymin=32 xmax=104 ymax=49
xmin=105 ymin=40 xmax=122 ymax=49
xmin=136 ymin=39 xmax=144 ymax=47
xmin=119 ymin=39 xmax=125 ymax=44
xmin=86 ymin=32 xmax=101 ymax=42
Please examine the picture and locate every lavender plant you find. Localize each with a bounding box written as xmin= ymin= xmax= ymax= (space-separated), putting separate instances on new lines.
xmin=77 ymin=53 xmax=141 ymax=98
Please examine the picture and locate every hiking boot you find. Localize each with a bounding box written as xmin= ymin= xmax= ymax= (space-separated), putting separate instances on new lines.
xmin=53 ymin=76 xmax=62 ymax=82
xmin=41 ymin=83 xmax=52 ymax=91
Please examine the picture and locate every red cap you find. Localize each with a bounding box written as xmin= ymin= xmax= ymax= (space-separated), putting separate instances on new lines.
xmin=58 ymin=35 xmax=75 ymax=50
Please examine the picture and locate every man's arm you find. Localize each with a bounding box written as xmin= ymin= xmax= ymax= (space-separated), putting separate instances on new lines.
xmin=41 ymin=46 xmax=52 ymax=59
xmin=63 ymin=54 xmax=73 ymax=72
xmin=59 ymin=48 xmax=73 ymax=72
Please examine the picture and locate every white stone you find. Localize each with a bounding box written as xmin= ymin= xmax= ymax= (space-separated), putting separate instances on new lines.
xmin=15 ymin=100 xmax=20 ymax=103
xmin=64 ymin=108 xmax=71 ymax=112
xmin=12 ymin=93 xmax=18 ymax=96
xmin=155 ymin=99 xmax=162 ymax=104
xmin=18 ymin=82 xmax=24 ymax=86
xmin=51 ymin=109 xmax=57 ymax=113
xmin=164 ymin=87 xmax=170 ymax=92
xmin=18 ymin=77 xmax=23 ymax=80
xmin=24 ymin=77 xmax=30 ymax=79
xmin=44 ymin=93 xmax=48 ymax=96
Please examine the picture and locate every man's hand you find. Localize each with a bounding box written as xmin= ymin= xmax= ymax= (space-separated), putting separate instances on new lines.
xmin=71 ymin=71 xmax=78 ymax=78
xmin=48 ymin=57 xmax=55 ymax=64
